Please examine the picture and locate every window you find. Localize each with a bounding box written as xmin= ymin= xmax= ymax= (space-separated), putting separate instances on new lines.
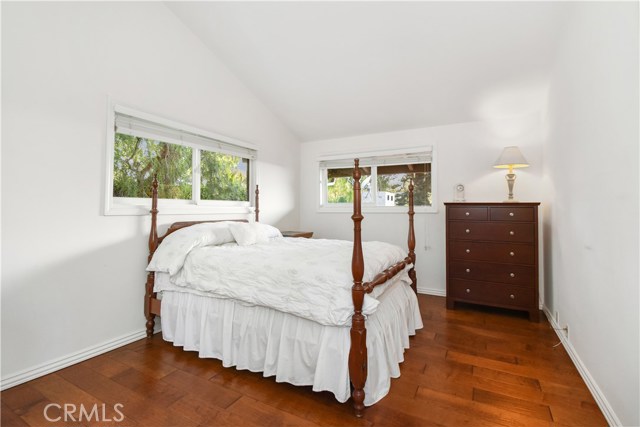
xmin=319 ymin=149 xmax=435 ymax=213
xmin=113 ymin=134 xmax=194 ymax=200
xmin=326 ymin=167 xmax=373 ymax=204
xmin=105 ymin=104 xmax=257 ymax=215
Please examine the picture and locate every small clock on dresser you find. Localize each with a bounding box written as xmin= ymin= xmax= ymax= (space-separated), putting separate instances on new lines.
xmin=444 ymin=202 xmax=541 ymax=322
xmin=454 ymin=184 xmax=465 ymax=202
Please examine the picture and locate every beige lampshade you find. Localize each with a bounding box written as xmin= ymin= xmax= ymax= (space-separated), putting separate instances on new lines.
xmin=493 ymin=146 xmax=529 ymax=169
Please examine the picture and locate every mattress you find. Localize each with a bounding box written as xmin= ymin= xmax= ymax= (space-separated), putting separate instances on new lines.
xmin=152 ymin=235 xmax=411 ymax=326
xmin=158 ymin=275 xmax=423 ymax=406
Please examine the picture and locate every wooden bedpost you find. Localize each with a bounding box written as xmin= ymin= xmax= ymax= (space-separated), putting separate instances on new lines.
xmin=144 ymin=176 xmax=159 ymax=338
xmin=408 ymin=179 xmax=417 ymax=293
xmin=255 ymin=185 xmax=260 ymax=222
xmin=349 ymin=159 xmax=367 ymax=417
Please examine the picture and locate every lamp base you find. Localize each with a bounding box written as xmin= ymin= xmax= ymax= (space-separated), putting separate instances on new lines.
xmin=505 ymin=173 xmax=517 ymax=201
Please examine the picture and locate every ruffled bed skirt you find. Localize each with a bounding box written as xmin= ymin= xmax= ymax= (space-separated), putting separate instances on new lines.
xmin=160 ymin=281 xmax=422 ymax=406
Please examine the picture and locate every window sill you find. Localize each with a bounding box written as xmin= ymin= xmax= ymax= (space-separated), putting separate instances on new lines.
xmin=317 ymin=205 xmax=437 ymax=214
xmin=104 ymin=204 xmax=255 ymax=216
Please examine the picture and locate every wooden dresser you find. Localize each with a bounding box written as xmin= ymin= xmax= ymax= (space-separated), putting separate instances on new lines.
xmin=445 ymin=202 xmax=540 ymax=321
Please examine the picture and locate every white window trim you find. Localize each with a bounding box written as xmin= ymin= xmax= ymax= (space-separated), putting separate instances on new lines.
xmin=317 ymin=146 xmax=438 ymax=214
xmin=104 ymin=100 xmax=258 ymax=216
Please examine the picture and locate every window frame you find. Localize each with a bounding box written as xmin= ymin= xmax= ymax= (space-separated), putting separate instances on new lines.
xmin=104 ymin=102 xmax=258 ymax=216
xmin=317 ymin=147 xmax=437 ymax=214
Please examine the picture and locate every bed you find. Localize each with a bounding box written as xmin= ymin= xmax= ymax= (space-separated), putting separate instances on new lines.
xmin=143 ymin=159 xmax=422 ymax=416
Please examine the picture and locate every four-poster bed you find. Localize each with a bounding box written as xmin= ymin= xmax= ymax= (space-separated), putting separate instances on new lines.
xmin=144 ymin=159 xmax=420 ymax=417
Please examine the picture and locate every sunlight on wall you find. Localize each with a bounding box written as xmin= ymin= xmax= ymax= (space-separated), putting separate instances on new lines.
xmin=257 ymin=162 xmax=296 ymax=225
xmin=474 ymin=77 xmax=549 ymax=138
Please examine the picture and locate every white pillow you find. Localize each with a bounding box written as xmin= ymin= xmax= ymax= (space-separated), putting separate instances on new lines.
xmin=147 ymin=222 xmax=234 ymax=274
xmin=229 ymin=222 xmax=269 ymax=246
xmin=256 ymin=223 xmax=283 ymax=240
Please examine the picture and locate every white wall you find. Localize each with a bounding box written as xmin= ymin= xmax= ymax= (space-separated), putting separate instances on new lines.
xmin=1 ymin=2 xmax=299 ymax=384
xmin=543 ymin=3 xmax=639 ymax=426
xmin=300 ymin=115 xmax=545 ymax=295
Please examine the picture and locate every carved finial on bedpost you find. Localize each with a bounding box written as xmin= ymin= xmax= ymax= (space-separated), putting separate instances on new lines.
xmin=349 ymin=158 xmax=367 ymax=417
xmin=255 ymin=185 xmax=260 ymax=223
xmin=145 ymin=175 xmax=159 ymax=338
xmin=408 ymin=178 xmax=417 ymax=294
xmin=149 ymin=175 xmax=159 ymax=261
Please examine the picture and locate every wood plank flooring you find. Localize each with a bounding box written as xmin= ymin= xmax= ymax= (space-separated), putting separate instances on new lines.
xmin=1 ymin=295 xmax=607 ymax=426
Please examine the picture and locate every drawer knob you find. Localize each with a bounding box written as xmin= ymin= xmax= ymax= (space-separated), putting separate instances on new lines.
xmin=466 ymin=288 xmax=471 ymax=293
xmin=465 ymin=229 xmax=471 ymax=234
xmin=466 ymin=268 xmax=471 ymax=273
xmin=466 ymin=249 xmax=471 ymax=254
xmin=510 ymin=273 xmax=516 ymax=278
xmin=465 ymin=212 xmax=470 ymax=216
xmin=509 ymin=251 xmax=515 ymax=256
xmin=509 ymin=231 xmax=515 ymax=236
xmin=510 ymin=294 xmax=515 ymax=299
xmin=509 ymin=212 xmax=515 ymax=217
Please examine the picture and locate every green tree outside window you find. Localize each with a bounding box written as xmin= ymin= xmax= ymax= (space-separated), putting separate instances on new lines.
xmin=200 ymin=151 xmax=248 ymax=201
xmin=113 ymin=133 xmax=249 ymax=202
xmin=113 ymin=134 xmax=192 ymax=199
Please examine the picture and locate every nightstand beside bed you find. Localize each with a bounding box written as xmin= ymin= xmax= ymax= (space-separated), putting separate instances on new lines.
xmin=281 ymin=230 xmax=314 ymax=238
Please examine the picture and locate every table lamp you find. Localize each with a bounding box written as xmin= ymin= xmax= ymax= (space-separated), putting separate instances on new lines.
xmin=493 ymin=146 xmax=529 ymax=201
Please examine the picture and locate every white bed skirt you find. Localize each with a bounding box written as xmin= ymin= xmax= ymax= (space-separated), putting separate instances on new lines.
xmin=160 ymin=281 xmax=423 ymax=406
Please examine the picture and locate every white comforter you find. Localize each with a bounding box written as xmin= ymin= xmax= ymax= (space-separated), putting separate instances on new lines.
xmin=151 ymin=237 xmax=411 ymax=326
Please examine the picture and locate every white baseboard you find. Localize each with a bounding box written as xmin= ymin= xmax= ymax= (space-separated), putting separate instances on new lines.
xmin=417 ymin=287 xmax=446 ymax=296
xmin=1 ymin=325 xmax=160 ymax=391
xmin=542 ymin=306 xmax=621 ymax=427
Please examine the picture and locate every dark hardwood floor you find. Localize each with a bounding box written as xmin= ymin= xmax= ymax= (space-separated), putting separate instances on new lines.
xmin=1 ymin=295 xmax=607 ymax=426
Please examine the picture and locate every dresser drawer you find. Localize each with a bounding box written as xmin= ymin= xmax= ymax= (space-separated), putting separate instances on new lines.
xmin=490 ymin=207 xmax=534 ymax=222
xmin=449 ymin=222 xmax=535 ymax=243
xmin=449 ymin=279 xmax=534 ymax=309
xmin=448 ymin=206 xmax=487 ymax=221
xmin=449 ymin=261 xmax=535 ymax=286
xmin=449 ymin=240 xmax=535 ymax=265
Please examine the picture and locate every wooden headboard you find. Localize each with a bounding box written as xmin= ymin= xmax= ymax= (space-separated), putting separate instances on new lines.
xmin=147 ymin=177 xmax=260 ymax=260
xmin=158 ymin=220 xmax=247 ymax=245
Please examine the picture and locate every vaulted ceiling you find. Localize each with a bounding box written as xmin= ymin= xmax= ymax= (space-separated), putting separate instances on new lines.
xmin=166 ymin=2 xmax=571 ymax=142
